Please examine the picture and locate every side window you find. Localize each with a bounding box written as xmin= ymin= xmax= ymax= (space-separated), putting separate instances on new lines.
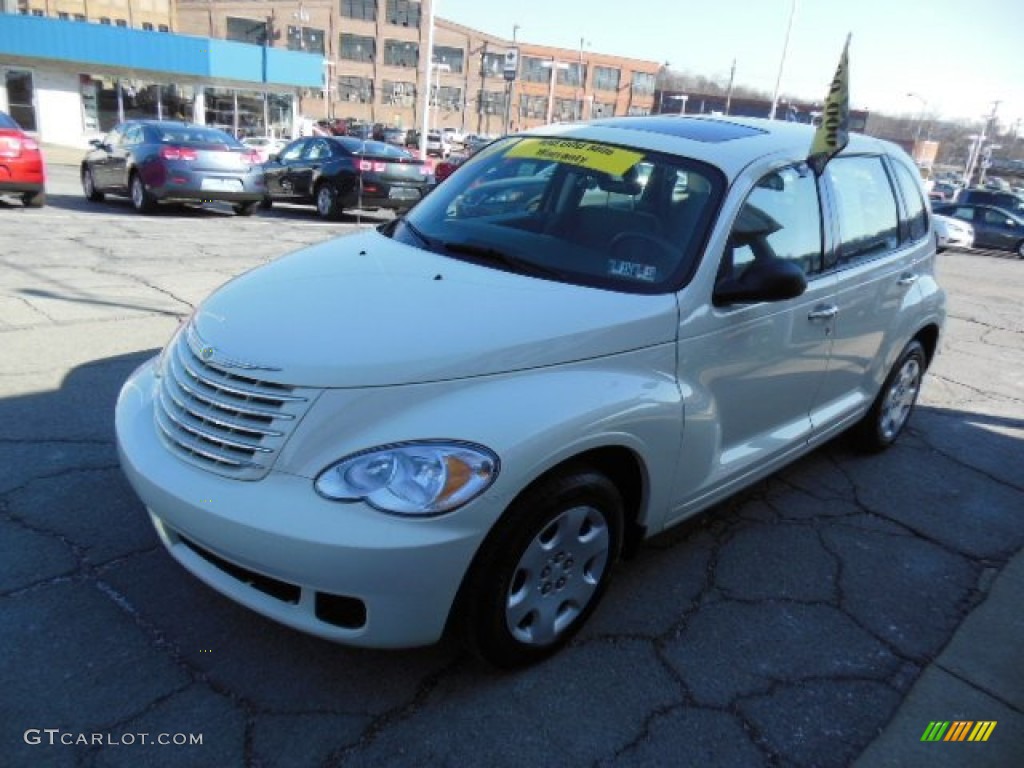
xmin=122 ymin=125 xmax=144 ymax=146
xmin=890 ymin=159 xmax=929 ymax=242
xmin=719 ymin=164 xmax=823 ymax=284
xmin=982 ymin=208 xmax=1011 ymax=225
xmin=825 ymin=156 xmax=899 ymax=263
xmin=279 ymin=140 xmax=306 ymax=162
xmin=104 ymin=127 xmax=124 ymax=147
xmin=306 ymin=139 xmax=332 ymax=161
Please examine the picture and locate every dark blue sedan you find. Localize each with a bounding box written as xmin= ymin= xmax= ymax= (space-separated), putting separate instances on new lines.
xmin=933 ymin=203 xmax=1024 ymax=258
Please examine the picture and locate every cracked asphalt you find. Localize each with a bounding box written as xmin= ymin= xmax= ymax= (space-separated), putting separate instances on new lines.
xmin=2 ymin=165 xmax=1022 ymax=767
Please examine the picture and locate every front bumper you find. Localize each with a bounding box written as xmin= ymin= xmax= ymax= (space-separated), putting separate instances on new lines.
xmin=115 ymin=360 xmax=487 ymax=648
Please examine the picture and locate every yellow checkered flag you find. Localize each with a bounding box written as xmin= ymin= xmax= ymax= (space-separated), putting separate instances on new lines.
xmin=810 ymin=34 xmax=851 ymax=170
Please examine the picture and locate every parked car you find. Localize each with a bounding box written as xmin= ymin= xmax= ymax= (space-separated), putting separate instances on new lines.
xmin=932 ymin=202 xmax=1024 ymax=257
xmin=81 ymin=120 xmax=265 ymax=215
xmin=425 ymin=131 xmax=452 ymax=158
xmin=261 ymin=136 xmax=429 ymax=218
xmin=382 ymin=127 xmax=407 ymax=147
xmin=928 ymin=181 xmax=957 ymax=203
xmin=0 ymin=110 xmax=46 ymax=208
xmin=932 ymin=213 xmax=974 ymax=251
xmin=954 ymin=187 xmax=1024 ymax=215
xmin=450 ymin=162 xmax=555 ymax=217
xmin=241 ymin=135 xmax=288 ymax=164
xmin=432 ymin=154 xmax=469 ymax=184
xmin=115 ymin=116 xmax=945 ymax=668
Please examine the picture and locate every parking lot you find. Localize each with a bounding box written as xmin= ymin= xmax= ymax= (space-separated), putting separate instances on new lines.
xmin=1 ymin=164 xmax=1022 ymax=767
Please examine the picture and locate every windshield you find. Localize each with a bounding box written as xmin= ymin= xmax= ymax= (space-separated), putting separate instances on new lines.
xmin=393 ymin=136 xmax=724 ymax=293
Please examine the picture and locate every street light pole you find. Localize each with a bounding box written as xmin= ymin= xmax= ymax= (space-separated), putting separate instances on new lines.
xmin=769 ymin=0 xmax=797 ymax=120
xmin=907 ymin=92 xmax=927 ymax=143
xmin=505 ymin=23 xmax=519 ymax=134
xmin=418 ymin=0 xmax=437 ymax=160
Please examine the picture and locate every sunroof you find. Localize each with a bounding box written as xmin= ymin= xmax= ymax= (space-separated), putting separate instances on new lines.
xmin=587 ymin=116 xmax=768 ymax=143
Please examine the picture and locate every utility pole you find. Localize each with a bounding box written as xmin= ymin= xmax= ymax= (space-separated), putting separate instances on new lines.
xmin=769 ymin=0 xmax=797 ymax=120
xmin=477 ymin=41 xmax=488 ymax=135
xmin=724 ymin=59 xmax=736 ymax=115
xmin=963 ymin=100 xmax=1000 ymax=188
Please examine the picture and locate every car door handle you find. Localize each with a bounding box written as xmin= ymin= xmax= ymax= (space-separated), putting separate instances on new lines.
xmin=807 ymin=304 xmax=838 ymax=321
xmin=897 ymin=273 xmax=918 ymax=287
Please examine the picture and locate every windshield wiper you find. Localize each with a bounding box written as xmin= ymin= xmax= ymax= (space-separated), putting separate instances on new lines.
xmin=442 ymin=241 xmax=564 ymax=279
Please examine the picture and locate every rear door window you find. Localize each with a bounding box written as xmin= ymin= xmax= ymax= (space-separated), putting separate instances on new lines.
xmin=825 ymin=156 xmax=900 ymax=264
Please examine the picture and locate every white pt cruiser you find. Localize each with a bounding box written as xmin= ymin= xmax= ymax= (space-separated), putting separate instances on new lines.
xmin=116 ymin=116 xmax=946 ymax=667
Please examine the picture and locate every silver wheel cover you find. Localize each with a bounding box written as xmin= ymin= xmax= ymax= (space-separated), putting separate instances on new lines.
xmin=505 ymin=504 xmax=610 ymax=646
xmin=879 ymin=357 xmax=920 ymax=441
xmin=131 ymin=177 xmax=144 ymax=208
xmin=316 ymin=186 xmax=333 ymax=216
xmin=83 ymin=169 xmax=94 ymax=196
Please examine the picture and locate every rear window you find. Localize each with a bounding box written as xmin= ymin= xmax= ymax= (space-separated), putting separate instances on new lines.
xmin=156 ymin=126 xmax=241 ymax=147
xmin=338 ymin=138 xmax=414 ymax=158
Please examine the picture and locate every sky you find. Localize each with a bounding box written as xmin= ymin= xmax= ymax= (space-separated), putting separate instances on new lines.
xmin=434 ymin=0 xmax=1024 ymax=131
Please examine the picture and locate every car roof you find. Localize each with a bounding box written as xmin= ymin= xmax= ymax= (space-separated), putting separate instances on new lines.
xmin=524 ymin=115 xmax=896 ymax=181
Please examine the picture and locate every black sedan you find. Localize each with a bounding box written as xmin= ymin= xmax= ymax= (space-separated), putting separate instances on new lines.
xmin=261 ymin=137 xmax=429 ymax=219
xmin=81 ymin=120 xmax=265 ymax=215
xmin=932 ymin=202 xmax=1024 ymax=258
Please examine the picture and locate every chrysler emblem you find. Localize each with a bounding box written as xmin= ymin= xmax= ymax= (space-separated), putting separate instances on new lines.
xmin=186 ymin=324 xmax=281 ymax=372
xmin=200 ymin=346 xmax=215 ymax=361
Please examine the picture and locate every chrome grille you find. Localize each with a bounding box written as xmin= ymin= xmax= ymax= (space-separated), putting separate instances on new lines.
xmin=154 ymin=329 xmax=315 ymax=480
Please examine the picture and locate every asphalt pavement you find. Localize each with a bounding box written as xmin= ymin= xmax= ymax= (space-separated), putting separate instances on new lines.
xmin=0 ymin=149 xmax=1020 ymax=767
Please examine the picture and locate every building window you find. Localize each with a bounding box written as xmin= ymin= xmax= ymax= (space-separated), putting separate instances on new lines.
xmin=159 ymin=25 xmax=169 ymax=32
xmin=340 ymin=33 xmax=375 ymax=62
xmin=381 ymin=80 xmax=415 ymax=106
xmin=142 ymin=22 xmax=154 ymax=31
xmin=5 ymin=70 xmax=36 ymax=131
xmin=226 ymin=17 xmax=269 ymax=45
xmin=74 ymin=13 xmax=86 ymax=21
xmin=433 ymin=46 xmax=465 ymax=75
xmin=384 ymin=39 xmax=419 ymax=68
xmin=520 ymin=94 xmax=548 ymax=119
xmin=431 ymin=85 xmax=462 ymax=112
xmin=627 ymin=106 xmax=650 ymax=116
xmin=287 ymin=26 xmax=326 ymax=55
xmin=115 ymin=19 xmax=127 ymax=27
xmin=632 ymin=72 xmax=655 ymax=96
xmin=32 ymin=9 xmax=44 ymax=16
xmin=554 ymin=97 xmax=583 ymax=121
xmin=594 ymin=66 xmax=621 ymax=92
xmin=385 ymin=0 xmax=421 ymax=28
xmin=480 ymin=52 xmax=504 ymax=78
xmin=341 ymin=0 xmax=377 ymax=21
xmin=58 ymin=11 xmax=69 ymax=19
xmin=477 ymin=90 xmax=507 ymax=115
xmin=591 ymin=100 xmax=615 ymax=118
xmin=338 ymin=76 xmax=375 ymax=104
xmin=557 ymin=63 xmax=585 ymax=88
xmin=100 ymin=17 xmax=111 ymax=24
xmin=520 ymin=57 xmax=551 ymax=84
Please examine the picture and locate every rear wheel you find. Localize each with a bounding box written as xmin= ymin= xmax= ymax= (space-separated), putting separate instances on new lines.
xmin=459 ymin=466 xmax=623 ymax=668
xmin=82 ymin=167 xmax=104 ymax=202
xmin=22 ymin=190 xmax=45 ymax=208
xmin=259 ymin=196 xmax=273 ymax=210
xmin=1016 ymin=240 xmax=1024 ymax=259
xmin=130 ymin=172 xmax=156 ymax=213
xmin=233 ymin=201 xmax=258 ymax=217
xmin=851 ymin=340 xmax=926 ymax=452
xmin=315 ymin=182 xmax=340 ymax=220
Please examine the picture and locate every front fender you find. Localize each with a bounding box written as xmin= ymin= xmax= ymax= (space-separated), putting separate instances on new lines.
xmin=275 ymin=343 xmax=683 ymax=534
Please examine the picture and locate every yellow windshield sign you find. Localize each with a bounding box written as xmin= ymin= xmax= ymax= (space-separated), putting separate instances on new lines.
xmin=506 ymin=139 xmax=644 ymax=176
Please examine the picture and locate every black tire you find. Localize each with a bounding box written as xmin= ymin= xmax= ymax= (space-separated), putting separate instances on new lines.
xmin=82 ymin=167 xmax=104 ymax=202
xmin=1016 ymin=240 xmax=1024 ymax=259
xmin=851 ymin=340 xmax=926 ymax=452
xmin=129 ymin=172 xmax=156 ymax=213
xmin=22 ymin=190 xmax=45 ymax=208
xmin=314 ymin=182 xmax=340 ymax=220
xmin=459 ymin=465 xmax=623 ymax=668
xmin=233 ymin=201 xmax=259 ymax=217
xmin=259 ymin=196 xmax=273 ymax=210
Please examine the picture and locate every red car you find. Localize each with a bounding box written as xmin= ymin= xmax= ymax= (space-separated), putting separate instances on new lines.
xmin=0 ymin=110 xmax=46 ymax=207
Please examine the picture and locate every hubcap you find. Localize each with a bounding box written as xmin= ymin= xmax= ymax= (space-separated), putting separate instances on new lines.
xmin=131 ymin=178 xmax=143 ymax=208
xmin=317 ymin=187 xmax=333 ymax=216
xmin=84 ymin=170 xmax=93 ymax=196
xmin=505 ymin=505 xmax=610 ymax=646
xmin=879 ymin=358 xmax=921 ymax=441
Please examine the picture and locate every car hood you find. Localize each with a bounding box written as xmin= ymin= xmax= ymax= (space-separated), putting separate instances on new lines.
xmin=191 ymin=230 xmax=678 ymax=387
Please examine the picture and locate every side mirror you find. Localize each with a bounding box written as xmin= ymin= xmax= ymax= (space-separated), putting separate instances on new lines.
xmin=714 ymin=257 xmax=808 ymax=306
xmin=89 ymin=139 xmax=105 ymax=150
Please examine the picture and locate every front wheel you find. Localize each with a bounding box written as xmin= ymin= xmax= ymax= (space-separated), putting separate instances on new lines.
xmin=459 ymin=466 xmax=623 ymax=668
xmin=82 ymin=167 xmax=104 ymax=202
xmin=851 ymin=340 xmax=926 ymax=452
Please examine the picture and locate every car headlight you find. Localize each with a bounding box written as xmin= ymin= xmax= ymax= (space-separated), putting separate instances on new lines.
xmin=314 ymin=441 xmax=500 ymax=516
